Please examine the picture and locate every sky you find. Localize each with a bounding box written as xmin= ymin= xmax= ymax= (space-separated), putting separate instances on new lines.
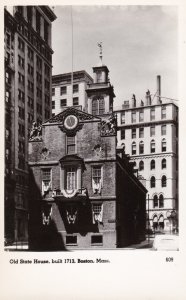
xmin=51 ymin=6 xmax=178 ymax=110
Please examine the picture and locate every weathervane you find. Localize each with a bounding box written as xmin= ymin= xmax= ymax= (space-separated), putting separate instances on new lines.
xmin=97 ymin=42 xmax=103 ymax=65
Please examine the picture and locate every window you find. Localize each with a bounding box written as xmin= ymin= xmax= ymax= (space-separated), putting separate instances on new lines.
xmin=161 ymin=106 xmax=166 ymax=119
xmin=139 ymin=127 xmax=144 ymax=138
xmin=131 ymin=111 xmax=136 ymax=123
xmin=61 ymin=99 xmax=67 ymax=107
xmin=161 ymin=175 xmax=167 ymax=187
xmin=97 ymin=71 xmax=102 ymax=83
xmin=73 ymin=84 xmax=79 ymax=93
xmin=139 ymin=109 xmax=144 ymax=122
xmin=27 ymin=6 xmax=32 ymax=24
xmin=150 ymin=140 xmax=155 ymax=153
xmin=52 ymin=88 xmax=55 ymax=96
xmin=132 ymin=142 xmax=136 ymax=155
xmin=153 ymin=195 xmax=158 ymax=208
xmin=5 ymin=91 xmax=10 ymax=103
xmin=121 ymin=128 xmax=125 ymax=140
xmin=28 ymin=46 xmax=33 ymax=61
xmin=159 ymin=195 xmax=164 ymax=208
xmin=92 ymin=97 xmax=105 ymax=115
xmin=91 ymin=235 xmax=103 ymax=244
xmin=150 ymin=160 xmax=155 ymax=170
xmin=162 ymin=139 xmax=166 ymax=152
xmin=161 ymin=125 xmax=166 ymax=135
xmin=36 ymin=10 xmax=41 ymax=34
xmin=132 ymin=128 xmax=136 ymax=139
xmin=66 ymin=235 xmax=77 ymax=245
xmin=44 ymin=20 xmax=49 ymax=43
xmin=162 ymin=158 xmax=166 ymax=169
xmin=60 ymin=86 xmax=66 ymax=95
xmin=139 ymin=141 xmax=144 ymax=154
xmin=52 ymin=101 xmax=55 ymax=109
xmin=66 ymin=167 xmax=77 ymax=190
xmin=73 ymin=97 xmax=79 ymax=106
xmin=18 ymin=37 xmax=25 ymax=52
xmin=92 ymin=204 xmax=103 ymax=224
xmin=66 ymin=135 xmax=76 ymax=154
xmin=150 ymin=126 xmax=155 ymax=137
xmin=139 ymin=161 xmax=144 ymax=171
xmin=6 ymin=33 xmax=10 ymax=48
xmin=92 ymin=166 xmax=102 ymax=185
xmin=42 ymin=168 xmax=51 ymax=194
xmin=121 ymin=112 xmax=125 ymax=124
xmin=150 ymin=176 xmax=156 ymax=188
xmin=150 ymin=108 xmax=155 ymax=121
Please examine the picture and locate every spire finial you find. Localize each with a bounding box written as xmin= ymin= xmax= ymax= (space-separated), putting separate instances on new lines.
xmin=97 ymin=42 xmax=103 ymax=65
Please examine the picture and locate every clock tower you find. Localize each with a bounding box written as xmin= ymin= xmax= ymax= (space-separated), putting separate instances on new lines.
xmin=86 ymin=43 xmax=115 ymax=116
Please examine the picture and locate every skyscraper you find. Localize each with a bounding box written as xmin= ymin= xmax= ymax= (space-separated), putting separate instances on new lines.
xmin=4 ymin=6 xmax=57 ymax=245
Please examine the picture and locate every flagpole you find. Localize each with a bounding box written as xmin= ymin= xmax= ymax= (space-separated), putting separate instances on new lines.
xmin=71 ymin=6 xmax=74 ymax=104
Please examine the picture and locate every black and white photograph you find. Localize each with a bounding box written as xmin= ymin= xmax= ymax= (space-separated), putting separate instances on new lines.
xmin=1 ymin=3 xmax=186 ymax=299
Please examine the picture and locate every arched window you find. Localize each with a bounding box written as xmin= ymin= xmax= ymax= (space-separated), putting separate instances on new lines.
xmin=150 ymin=160 xmax=155 ymax=170
xmin=161 ymin=175 xmax=167 ymax=187
xmin=159 ymin=194 xmax=164 ymax=208
xmin=153 ymin=195 xmax=158 ymax=208
xmin=150 ymin=176 xmax=156 ymax=188
xmin=132 ymin=142 xmax=136 ymax=155
xmin=150 ymin=140 xmax=155 ymax=153
xmin=158 ymin=215 xmax=164 ymax=230
xmin=139 ymin=161 xmax=144 ymax=171
xmin=162 ymin=138 xmax=166 ymax=152
xmin=162 ymin=158 xmax=166 ymax=169
xmin=153 ymin=215 xmax=158 ymax=230
xmin=121 ymin=143 xmax=125 ymax=153
xmin=139 ymin=141 xmax=144 ymax=154
xmin=92 ymin=96 xmax=105 ymax=116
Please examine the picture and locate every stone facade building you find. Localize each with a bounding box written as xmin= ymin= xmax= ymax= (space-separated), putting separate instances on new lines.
xmin=52 ymin=71 xmax=93 ymax=115
xmin=28 ymin=61 xmax=147 ymax=250
xmin=116 ymin=76 xmax=178 ymax=233
xmin=4 ymin=6 xmax=56 ymax=245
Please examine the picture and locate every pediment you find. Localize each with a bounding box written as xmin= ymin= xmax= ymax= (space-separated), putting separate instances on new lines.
xmin=44 ymin=107 xmax=101 ymax=124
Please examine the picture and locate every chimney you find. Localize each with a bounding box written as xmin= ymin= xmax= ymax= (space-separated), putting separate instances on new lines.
xmin=157 ymin=75 xmax=162 ymax=104
xmin=132 ymin=94 xmax=136 ymax=108
xmin=145 ymin=90 xmax=151 ymax=106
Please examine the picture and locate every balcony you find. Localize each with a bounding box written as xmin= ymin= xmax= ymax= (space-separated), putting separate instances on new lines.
xmin=51 ymin=188 xmax=88 ymax=203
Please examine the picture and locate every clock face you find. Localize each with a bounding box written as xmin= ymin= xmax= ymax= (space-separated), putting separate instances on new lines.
xmin=64 ymin=115 xmax=78 ymax=130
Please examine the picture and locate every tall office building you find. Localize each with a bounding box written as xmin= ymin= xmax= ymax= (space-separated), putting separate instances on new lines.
xmin=52 ymin=71 xmax=93 ymax=115
xmin=116 ymin=76 xmax=178 ymax=233
xmin=4 ymin=6 xmax=57 ymax=245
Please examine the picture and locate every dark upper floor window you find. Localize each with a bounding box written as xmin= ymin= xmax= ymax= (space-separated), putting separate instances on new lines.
xmin=153 ymin=195 xmax=158 ymax=208
xmin=150 ymin=176 xmax=156 ymax=188
xmin=92 ymin=97 xmax=105 ymax=115
xmin=60 ymin=86 xmax=67 ymax=95
xmin=121 ymin=112 xmax=125 ymax=124
xmin=161 ymin=106 xmax=166 ymax=119
xmin=161 ymin=176 xmax=167 ymax=187
xmin=162 ymin=158 xmax=166 ymax=169
xmin=73 ymin=97 xmax=79 ymax=106
xmin=66 ymin=135 xmax=76 ymax=154
xmin=44 ymin=20 xmax=49 ymax=43
xmin=150 ymin=108 xmax=155 ymax=121
xmin=139 ymin=141 xmax=144 ymax=154
xmin=139 ymin=127 xmax=144 ymax=138
xmin=162 ymin=139 xmax=166 ymax=152
xmin=131 ymin=111 xmax=136 ymax=123
xmin=61 ymin=99 xmax=67 ymax=107
xmin=73 ymin=84 xmax=79 ymax=93
xmin=150 ymin=140 xmax=155 ymax=153
xmin=36 ymin=10 xmax=41 ymax=35
xmin=139 ymin=109 xmax=144 ymax=122
xmin=121 ymin=128 xmax=125 ymax=140
xmin=139 ymin=161 xmax=144 ymax=171
xmin=161 ymin=125 xmax=166 ymax=135
xmin=150 ymin=126 xmax=155 ymax=137
xmin=150 ymin=160 xmax=155 ymax=170
xmin=159 ymin=195 xmax=164 ymax=208
xmin=52 ymin=101 xmax=55 ymax=110
xmin=132 ymin=142 xmax=136 ymax=155
xmin=132 ymin=128 xmax=136 ymax=139
xmin=27 ymin=6 xmax=32 ymax=24
xmin=52 ymin=88 xmax=55 ymax=96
